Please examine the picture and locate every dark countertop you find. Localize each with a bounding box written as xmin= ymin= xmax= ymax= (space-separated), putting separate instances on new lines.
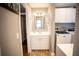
xmin=55 ymin=31 xmax=69 ymax=34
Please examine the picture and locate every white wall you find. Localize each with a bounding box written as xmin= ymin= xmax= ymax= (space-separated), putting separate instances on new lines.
xmin=32 ymin=8 xmax=49 ymax=32
xmin=25 ymin=4 xmax=32 ymax=53
xmin=48 ymin=4 xmax=55 ymax=54
xmin=0 ymin=7 xmax=23 ymax=56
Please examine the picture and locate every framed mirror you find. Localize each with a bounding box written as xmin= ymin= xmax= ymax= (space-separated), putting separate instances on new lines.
xmin=35 ymin=16 xmax=45 ymax=31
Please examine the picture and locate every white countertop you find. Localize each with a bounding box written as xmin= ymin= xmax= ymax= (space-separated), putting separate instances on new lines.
xmin=30 ymin=32 xmax=50 ymax=35
xmin=57 ymin=44 xmax=73 ymax=56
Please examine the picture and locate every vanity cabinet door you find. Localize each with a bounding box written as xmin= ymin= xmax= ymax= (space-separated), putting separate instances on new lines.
xmin=40 ymin=37 xmax=49 ymax=49
xmin=31 ymin=37 xmax=40 ymax=50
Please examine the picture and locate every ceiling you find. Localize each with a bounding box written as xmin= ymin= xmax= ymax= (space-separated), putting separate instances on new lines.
xmin=28 ymin=3 xmax=76 ymax=8
xmin=29 ymin=3 xmax=50 ymax=8
xmin=55 ymin=3 xmax=76 ymax=7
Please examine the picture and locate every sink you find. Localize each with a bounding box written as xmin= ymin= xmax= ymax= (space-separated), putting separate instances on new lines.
xmin=56 ymin=31 xmax=69 ymax=34
xmin=30 ymin=32 xmax=50 ymax=35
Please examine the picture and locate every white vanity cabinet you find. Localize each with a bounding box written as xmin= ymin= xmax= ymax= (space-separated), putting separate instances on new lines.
xmin=31 ymin=35 xmax=49 ymax=50
xmin=55 ymin=8 xmax=76 ymax=23
xmin=31 ymin=36 xmax=40 ymax=49
xmin=57 ymin=33 xmax=71 ymax=44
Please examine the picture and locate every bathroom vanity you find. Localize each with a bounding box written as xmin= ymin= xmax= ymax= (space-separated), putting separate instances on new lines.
xmin=30 ymin=32 xmax=50 ymax=50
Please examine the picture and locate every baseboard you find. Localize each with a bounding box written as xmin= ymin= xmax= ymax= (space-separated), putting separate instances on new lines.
xmin=49 ymin=50 xmax=55 ymax=56
xmin=51 ymin=52 xmax=55 ymax=56
xmin=32 ymin=49 xmax=49 ymax=51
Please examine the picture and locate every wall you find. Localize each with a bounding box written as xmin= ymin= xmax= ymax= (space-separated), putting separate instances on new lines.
xmin=32 ymin=8 xmax=48 ymax=32
xmin=25 ymin=4 xmax=32 ymax=53
xmin=48 ymin=4 xmax=55 ymax=54
xmin=73 ymin=4 xmax=79 ymax=56
xmin=55 ymin=23 xmax=75 ymax=31
xmin=0 ymin=7 xmax=23 ymax=56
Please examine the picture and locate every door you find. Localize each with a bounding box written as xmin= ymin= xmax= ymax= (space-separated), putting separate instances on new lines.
xmin=0 ymin=5 xmax=23 ymax=55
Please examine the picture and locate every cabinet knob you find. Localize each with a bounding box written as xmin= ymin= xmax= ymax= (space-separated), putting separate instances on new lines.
xmin=63 ymin=36 xmax=65 ymax=37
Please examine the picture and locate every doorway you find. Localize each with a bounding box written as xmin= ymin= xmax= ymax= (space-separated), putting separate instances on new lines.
xmin=20 ymin=4 xmax=28 ymax=56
